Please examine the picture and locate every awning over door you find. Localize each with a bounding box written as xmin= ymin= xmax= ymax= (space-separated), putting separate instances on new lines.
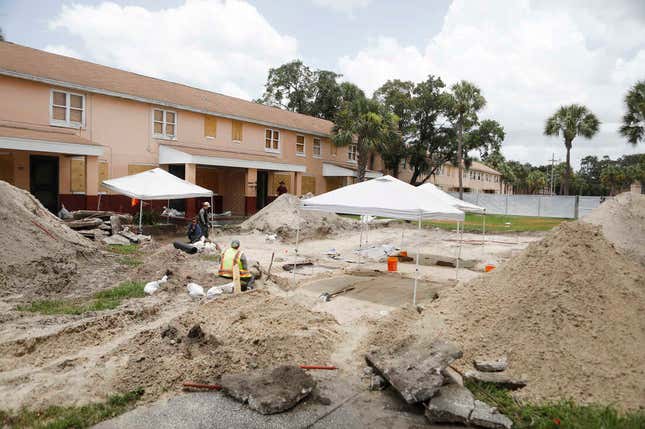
xmin=322 ymin=162 xmax=383 ymax=179
xmin=0 ymin=126 xmax=103 ymax=156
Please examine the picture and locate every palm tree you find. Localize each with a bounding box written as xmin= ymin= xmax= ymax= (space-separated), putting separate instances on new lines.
xmin=544 ymin=104 xmax=600 ymax=195
xmin=333 ymin=97 xmax=395 ymax=182
xmin=448 ymin=81 xmax=486 ymax=199
xmin=619 ymin=80 xmax=645 ymax=145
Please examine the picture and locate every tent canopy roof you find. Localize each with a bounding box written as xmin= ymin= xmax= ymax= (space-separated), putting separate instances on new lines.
xmin=301 ymin=175 xmax=464 ymax=221
xmin=418 ymin=183 xmax=485 ymax=214
xmin=101 ymin=168 xmax=214 ymax=200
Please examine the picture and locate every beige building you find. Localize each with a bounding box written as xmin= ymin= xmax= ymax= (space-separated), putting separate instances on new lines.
xmin=0 ymin=41 xmax=382 ymax=217
xmin=398 ymin=160 xmax=509 ymax=194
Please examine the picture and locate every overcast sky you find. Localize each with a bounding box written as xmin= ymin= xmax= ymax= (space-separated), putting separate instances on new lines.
xmin=1 ymin=0 xmax=643 ymax=168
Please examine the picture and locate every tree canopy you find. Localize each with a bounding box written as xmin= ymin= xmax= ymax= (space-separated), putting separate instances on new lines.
xmin=619 ymin=80 xmax=645 ymax=146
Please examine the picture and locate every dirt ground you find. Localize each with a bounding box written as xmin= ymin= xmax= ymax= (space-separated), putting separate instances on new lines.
xmin=0 ymin=222 xmax=534 ymax=411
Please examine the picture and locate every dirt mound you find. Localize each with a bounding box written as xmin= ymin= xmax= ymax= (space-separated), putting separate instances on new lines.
xmin=111 ymin=290 xmax=342 ymax=400
xmin=431 ymin=221 xmax=645 ymax=410
xmin=582 ymin=192 xmax=645 ymax=264
xmin=0 ymin=181 xmax=98 ymax=296
xmin=240 ymin=193 xmax=355 ymax=240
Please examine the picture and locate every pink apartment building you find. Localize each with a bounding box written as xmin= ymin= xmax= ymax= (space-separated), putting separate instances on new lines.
xmin=0 ymin=41 xmax=383 ymax=217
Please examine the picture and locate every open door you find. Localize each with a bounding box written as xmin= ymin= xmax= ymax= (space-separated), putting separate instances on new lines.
xmin=256 ymin=170 xmax=268 ymax=210
xmin=30 ymin=155 xmax=59 ymax=213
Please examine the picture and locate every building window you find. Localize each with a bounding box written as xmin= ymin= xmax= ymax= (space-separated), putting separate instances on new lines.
xmin=50 ymin=90 xmax=84 ymax=128
xmin=348 ymin=143 xmax=357 ymax=162
xmin=296 ymin=135 xmax=305 ymax=156
xmin=265 ymin=129 xmax=280 ymax=152
xmin=204 ymin=115 xmax=217 ymax=138
xmin=232 ymin=120 xmax=243 ymax=142
xmin=313 ymin=138 xmax=321 ymax=158
xmin=153 ymin=109 xmax=176 ymax=138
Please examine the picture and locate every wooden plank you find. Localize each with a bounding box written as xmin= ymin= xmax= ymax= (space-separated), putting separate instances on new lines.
xmin=70 ymin=157 xmax=85 ymax=193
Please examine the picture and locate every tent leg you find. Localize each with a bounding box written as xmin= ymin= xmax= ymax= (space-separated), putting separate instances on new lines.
xmin=401 ymin=229 xmax=405 ymax=250
xmin=210 ymin=195 xmax=214 ymax=236
xmin=97 ymin=193 xmax=101 ymax=211
xmin=167 ymin=199 xmax=170 ymax=224
xmin=138 ymin=200 xmax=143 ymax=234
xmin=456 ymin=221 xmax=463 ymax=280
xmin=482 ymin=211 xmax=486 ymax=248
xmin=413 ymin=216 xmax=421 ymax=306
xmin=293 ymin=217 xmax=300 ymax=284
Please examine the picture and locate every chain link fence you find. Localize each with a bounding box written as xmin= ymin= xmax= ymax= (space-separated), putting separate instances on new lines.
xmin=448 ymin=192 xmax=608 ymax=219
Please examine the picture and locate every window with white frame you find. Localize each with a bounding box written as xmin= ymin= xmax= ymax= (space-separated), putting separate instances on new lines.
xmin=153 ymin=109 xmax=176 ymax=138
xmin=296 ymin=135 xmax=305 ymax=156
xmin=313 ymin=138 xmax=321 ymax=157
xmin=348 ymin=143 xmax=357 ymax=161
xmin=265 ymin=129 xmax=280 ymax=152
xmin=51 ymin=90 xmax=84 ymax=127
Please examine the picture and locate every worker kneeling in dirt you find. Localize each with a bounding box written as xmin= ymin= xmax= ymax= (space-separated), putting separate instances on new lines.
xmin=218 ymin=239 xmax=255 ymax=291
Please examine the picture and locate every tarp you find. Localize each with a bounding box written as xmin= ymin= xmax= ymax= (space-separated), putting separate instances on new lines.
xmin=301 ymin=175 xmax=464 ymax=221
xmin=101 ymin=168 xmax=213 ymax=200
xmin=418 ymin=183 xmax=485 ymax=214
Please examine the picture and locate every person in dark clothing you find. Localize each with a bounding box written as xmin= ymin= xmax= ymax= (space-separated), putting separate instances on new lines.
xmin=276 ymin=180 xmax=288 ymax=196
xmin=198 ymin=201 xmax=210 ymax=238
xmin=187 ymin=218 xmax=203 ymax=243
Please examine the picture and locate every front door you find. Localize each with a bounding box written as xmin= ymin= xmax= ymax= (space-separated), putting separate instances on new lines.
xmin=167 ymin=164 xmax=186 ymax=213
xmin=30 ymin=155 xmax=59 ymax=213
xmin=256 ymin=171 xmax=268 ymax=210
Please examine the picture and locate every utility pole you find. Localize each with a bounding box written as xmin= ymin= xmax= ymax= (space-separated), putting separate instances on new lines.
xmin=548 ymin=153 xmax=559 ymax=195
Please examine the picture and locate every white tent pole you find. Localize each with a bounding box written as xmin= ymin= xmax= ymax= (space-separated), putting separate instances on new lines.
xmin=413 ymin=215 xmax=421 ymax=305
xmin=138 ymin=199 xmax=143 ymax=233
xmin=97 ymin=193 xmax=101 ymax=211
xmin=359 ymin=220 xmax=364 ymax=249
xmin=455 ymin=221 xmax=461 ymax=280
xmin=210 ymin=195 xmax=214 ymax=235
xmin=401 ymin=229 xmax=405 ymax=250
xmin=167 ymin=199 xmax=170 ymax=224
xmin=293 ymin=215 xmax=300 ymax=284
xmin=366 ymin=220 xmax=369 ymax=245
xmin=482 ymin=210 xmax=486 ymax=248
xmin=456 ymin=221 xmax=463 ymax=280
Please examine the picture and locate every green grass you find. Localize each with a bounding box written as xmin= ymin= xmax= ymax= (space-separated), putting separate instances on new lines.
xmin=117 ymin=256 xmax=143 ymax=267
xmin=107 ymin=244 xmax=140 ymax=255
xmin=424 ymin=213 xmax=567 ymax=233
xmin=17 ymin=281 xmax=146 ymax=315
xmin=0 ymin=388 xmax=144 ymax=429
xmin=466 ymin=380 xmax=645 ymax=428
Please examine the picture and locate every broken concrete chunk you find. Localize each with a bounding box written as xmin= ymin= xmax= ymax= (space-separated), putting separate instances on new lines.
xmin=464 ymin=370 xmax=527 ymax=390
xmin=426 ymin=384 xmax=474 ymax=425
xmin=442 ymin=366 xmax=464 ymax=386
xmin=102 ymin=234 xmax=131 ymax=246
xmin=369 ymin=375 xmax=388 ymax=391
xmin=426 ymin=385 xmax=513 ymax=429
xmin=219 ymin=365 xmax=315 ymax=415
xmin=109 ymin=215 xmax=122 ymax=234
xmin=65 ymin=218 xmax=104 ymax=230
xmin=470 ymin=399 xmax=513 ymax=429
xmin=474 ymin=356 xmax=508 ymax=372
xmin=365 ymin=340 xmax=462 ymax=404
xmin=118 ymin=230 xmax=140 ymax=243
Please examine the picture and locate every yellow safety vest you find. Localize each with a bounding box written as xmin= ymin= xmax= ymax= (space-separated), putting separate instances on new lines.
xmin=218 ymin=248 xmax=251 ymax=278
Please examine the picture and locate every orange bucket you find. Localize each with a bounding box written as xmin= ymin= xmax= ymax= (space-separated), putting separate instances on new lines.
xmin=485 ymin=264 xmax=496 ymax=272
xmin=387 ymin=256 xmax=398 ymax=272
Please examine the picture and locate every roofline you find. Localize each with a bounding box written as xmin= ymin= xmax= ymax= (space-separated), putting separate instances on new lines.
xmin=0 ymin=68 xmax=332 ymax=138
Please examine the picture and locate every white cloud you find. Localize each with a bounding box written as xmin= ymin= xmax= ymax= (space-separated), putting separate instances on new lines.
xmin=338 ymin=0 xmax=645 ymax=167
xmin=43 ymin=44 xmax=81 ymax=59
xmin=311 ymin=0 xmax=371 ymax=16
xmin=48 ymin=0 xmax=298 ymax=100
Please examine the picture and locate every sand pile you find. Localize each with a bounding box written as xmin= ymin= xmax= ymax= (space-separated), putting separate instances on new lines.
xmin=582 ymin=192 xmax=645 ymax=264
xmin=430 ymin=221 xmax=645 ymax=410
xmin=240 ymin=193 xmax=355 ymax=240
xmin=112 ymin=290 xmax=342 ymax=400
xmin=0 ymin=181 xmax=97 ymax=296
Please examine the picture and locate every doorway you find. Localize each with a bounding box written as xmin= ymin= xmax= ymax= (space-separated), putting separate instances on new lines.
xmin=256 ymin=171 xmax=268 ymax=210
xmin=167 ymin=164 xmax=186 ymax=213
xmin=30 ymin=155 xmax=59 ymax=213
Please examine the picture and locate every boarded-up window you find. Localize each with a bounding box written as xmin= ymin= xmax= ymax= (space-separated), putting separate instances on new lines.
xmin=302 ymin=176 xmax=316 ymax=195
xmin=128 ymin=164 xmax=155 ymax=175
xmin=204 ymin=116 xmax=217 ymax=138
xmin=196 ymin=166 xmax=218 ymax=191
xmin=232 ymin=120 xmax=243 ymax=142
xmin=271 ymin=173 xmax=291 ymax=195
xmin=0 ymin=153 xmax=14 ymax=184
xmin=71 ymin=157 xmax=86 ymax=193
xmin=326 ymin=177 xmax=344 ymax=192
xmin=98 ymin=161 xmax=109 ymax=192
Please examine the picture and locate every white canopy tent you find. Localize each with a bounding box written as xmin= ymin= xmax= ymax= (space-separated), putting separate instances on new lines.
xmin=300 ymin=175 xmax=465 ymax=304
xmin=418 ymin=183 xmax=488 ymax=251
xmin=101 ymin=168 xmax=214 ymax=231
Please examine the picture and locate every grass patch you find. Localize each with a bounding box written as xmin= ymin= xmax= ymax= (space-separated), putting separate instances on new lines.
xmin=117 ymin=256 xmax=143 ymax=267
xmin=466 ymin=380 xmax=645 ymax=428
xmin=107 ymin=244 xmax=140 ymax=255
xmin=0 ymin=388 xmax=144 ymax=429
xmin=424 ymin=213 xmax=567 ymax=233
xmin=17 ymin=281 xmax=146 ymax=315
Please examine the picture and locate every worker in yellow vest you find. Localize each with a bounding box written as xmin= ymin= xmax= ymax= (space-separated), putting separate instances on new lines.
xmin=218 ymin=239 xmax=255 ymax=290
